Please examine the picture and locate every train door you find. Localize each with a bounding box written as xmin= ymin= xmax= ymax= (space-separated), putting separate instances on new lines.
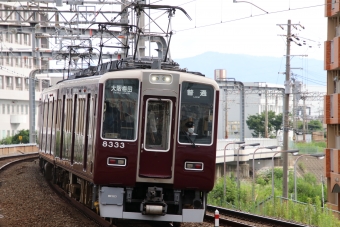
xmin=138 ymin=97 xmax=175 ymax=179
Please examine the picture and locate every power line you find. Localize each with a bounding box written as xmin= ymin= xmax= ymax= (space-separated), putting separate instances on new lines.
xmin=292 ymin=74 xmax=326 ymax=86
xmin=175 ymin=3 xmax=325 ymax=32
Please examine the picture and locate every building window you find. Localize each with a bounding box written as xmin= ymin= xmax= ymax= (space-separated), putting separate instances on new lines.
xmin=6 ymin=77 xmax=12 ymax=88
xmin=21 ymin=105 xmax=24 ymax=114
xmin=0 ymin=76 xmax=2 ymax=89
xmin=16 ymin=77 xmax=22 ymax=89
xmin=7 ymin=130 xmax=10 ymax=137
xmin=5 ymin=33 xmax=10 ymax=42
xmin=7 ymin=104 xmax=10 ymax=114
xmin=25 ymin=105 xmax=28 ymax=114
xmin=2 ymin=130 xmax=5 ymax=139
xmin=12 ymin=130 xmax=14 ymax=136
xmin=2 ymin=104 xmax=5 ymax=114
xmin=12 ymin=105 xmax=14 ymax=114
xmin=23 ymin=34 xmax=30 ymax=45
xmin=16 ymin=105 xmax=19 ymax=114
xmin=15 ymin=33 xmax=19 ymax=43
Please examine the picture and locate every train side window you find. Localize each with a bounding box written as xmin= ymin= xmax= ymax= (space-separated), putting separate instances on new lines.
xmin=101 ymin=79 xmax=139 ymax=141
xmin=56 ymin=99 xmax=61 ymax=130
xmin=66 ymin=98 xmax=73 ymax=132
xmin=178 ymin=82 xmax=215 ymax=145
xmin=77 ymin=98 xmax=86 ymax=135
xmin=48 ymin=100 xmax=53 ymax=128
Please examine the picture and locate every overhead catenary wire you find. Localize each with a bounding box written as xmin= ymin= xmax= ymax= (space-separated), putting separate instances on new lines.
xmin=175 ymin=3 xmax=326 ymax=32
xmin=291 ymin=74 xmax=326 ymax=86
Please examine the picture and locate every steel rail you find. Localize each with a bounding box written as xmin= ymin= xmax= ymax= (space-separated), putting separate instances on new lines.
xmin=46 ymin=180 xmax=114 ymax=227
xmin=206 ymin=205 xmax=308 ymax=227
xmin=0 ymin=153 xmax=39 ymax=171
xmin=205 ymin=212 xmax=254 ymax=227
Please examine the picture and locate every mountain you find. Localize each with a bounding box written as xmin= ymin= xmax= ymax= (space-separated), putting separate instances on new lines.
xmin=174 ymin=52 xmax=326 ymax=85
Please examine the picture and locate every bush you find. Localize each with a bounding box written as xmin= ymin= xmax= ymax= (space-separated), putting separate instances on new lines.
xmin=208 ymin=167 xmax=337 ymax=226
xmin=0 ymin=129 xmax=30 ymax=144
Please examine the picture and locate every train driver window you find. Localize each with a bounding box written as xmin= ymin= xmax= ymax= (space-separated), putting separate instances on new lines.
xmin=103 ymin=101 xmax=121 ymax=138
xmin=102 ymin=79 xmax=139 ymax=140
xmin=179 ymin=82 xmax=215 ymax=145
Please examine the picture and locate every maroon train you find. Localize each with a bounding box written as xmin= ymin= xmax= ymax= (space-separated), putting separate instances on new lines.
xmin=38 ymin=60 xmax=220 ymax=223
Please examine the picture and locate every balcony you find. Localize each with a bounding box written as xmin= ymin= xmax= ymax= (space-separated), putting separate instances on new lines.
xmin=330 ymin=172 xmax=340 ymax=192
xmin=325 ymin=0 xmax=340 ymax=17
xmin=324 ymin=94 xmax=340 ymax=124
xmin=10 ymin=115 xmax=26 ymax=124
xmin=324 ymin=37 xmax=340 ymax=70
xmin=325 ymin=148 xmax=331 ymax=177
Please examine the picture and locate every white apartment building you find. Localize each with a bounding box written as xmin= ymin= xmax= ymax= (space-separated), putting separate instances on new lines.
xmin=0 ymin=3 xmax=51 ymax=140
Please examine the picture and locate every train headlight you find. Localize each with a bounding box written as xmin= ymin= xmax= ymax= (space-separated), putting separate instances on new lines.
xmin=149 ymin=74 xmax=172 ymax=84
xmin=184 ymin=162 xmax=204 ymax=171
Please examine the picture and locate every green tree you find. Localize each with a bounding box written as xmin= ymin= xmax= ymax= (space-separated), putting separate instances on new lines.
xmin=0 ymin=136 xmax=12 ymax=145
xmin=298 ymin=120 xmax=323 ymax=132
xmin=12 ymin=129 xmax=30 ymax=144
xmin=246 ymin=111 xmax=283 ymax=137
xmin=307 ymin=120 xmax=323 ymax=131
xmin=0 ymin=130 xmax=30 ymax=145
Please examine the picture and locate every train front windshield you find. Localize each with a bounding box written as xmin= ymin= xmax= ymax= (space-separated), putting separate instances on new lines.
xmin=179 ymin=82 xmax=215 ymax=145
xmin=102 ymin=79 xmax=139 ymax=140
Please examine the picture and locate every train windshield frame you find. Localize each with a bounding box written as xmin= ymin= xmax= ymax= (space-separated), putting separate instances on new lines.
xmin=144 ymin=99 xmax=173 ymax=152
xmin=178 ymin=82 xmax=215 ymax=145
xmin=101 ymin=78 xmax=140 ymax=141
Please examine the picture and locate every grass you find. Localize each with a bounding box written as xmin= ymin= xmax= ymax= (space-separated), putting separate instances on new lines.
xmin=208 ymin=172 xmax=340 ymax=227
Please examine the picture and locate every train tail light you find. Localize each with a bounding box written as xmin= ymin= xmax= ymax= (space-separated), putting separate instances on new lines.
xmin=184 ymin=162 xmax=204 ymax=171
xmin=107 ymin=157 xmax=126 ymax=166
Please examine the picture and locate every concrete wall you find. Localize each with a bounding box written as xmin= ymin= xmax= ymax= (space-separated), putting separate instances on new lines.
xmin=0 ymin=144 xmax=38 ymax=156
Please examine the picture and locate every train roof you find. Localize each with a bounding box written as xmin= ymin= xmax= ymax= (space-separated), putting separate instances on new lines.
xmin=42 ymin=67 xmax=219 ymax=94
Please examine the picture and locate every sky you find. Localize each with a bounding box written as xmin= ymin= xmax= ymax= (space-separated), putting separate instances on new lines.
xmin=142 ymin=0 xmax=327 ymax=115
xmin=144 ymin=0 xmax=327 ymax=61
xmin=47 ymin=0 xmax=327 ymax=114
xmin=50 ymin=0 xmax=327 ymax=62
xmin=50 ymin=0 xmax=327 ymax=87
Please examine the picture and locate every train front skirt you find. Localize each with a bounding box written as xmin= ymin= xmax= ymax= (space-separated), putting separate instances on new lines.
xmin=98 ymin=186 xmax=205 ymax=222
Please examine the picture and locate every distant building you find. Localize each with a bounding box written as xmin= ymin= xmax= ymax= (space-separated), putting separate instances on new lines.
xmin=324 ymin=3 xmax=340 ymax=213
xmin=0 ymin=3 xmax=52 ymax=141
xmin=216 ymin=76 xmax=284 ymax=139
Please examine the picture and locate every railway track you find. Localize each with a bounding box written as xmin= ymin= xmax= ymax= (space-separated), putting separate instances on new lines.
xmin=46 ymin=179 xmax=114 ymax=227
xmin=0 ymin=154 xmax=308 ymax=227
xmin=0 ymin=152 xmax=38 ymax=171
xmin=206 ymin=205 xmax=308 ymax=227
xmin=0 ymin=155 xmax=173 ymax=227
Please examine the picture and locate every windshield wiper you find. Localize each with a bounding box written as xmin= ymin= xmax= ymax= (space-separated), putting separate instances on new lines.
xmin=186 ymin=135 xmax=196 ymax=148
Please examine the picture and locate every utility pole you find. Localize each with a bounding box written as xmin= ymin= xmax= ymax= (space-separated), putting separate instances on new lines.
xmin=282 ymin=19 xmax=291 ymax=199
xmin=121 ymin=0 xmax=129 ymax=57
xmin=265 ymin=84 xmax=268 ymax=138
xmin=277 ymin=19 xmax=305 ymax=198
xmin=302 ymin=96 xmax=307 ymax=142
xmin=137 ymin=0 xmax=146 ymax=58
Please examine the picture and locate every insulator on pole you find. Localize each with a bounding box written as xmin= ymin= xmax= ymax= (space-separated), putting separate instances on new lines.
xmin=214 ymin=209 xmax=219 ymax=227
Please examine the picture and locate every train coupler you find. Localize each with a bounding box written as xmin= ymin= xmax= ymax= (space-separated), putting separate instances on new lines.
xmin=140 ymin=186 xmax=167 ymax=215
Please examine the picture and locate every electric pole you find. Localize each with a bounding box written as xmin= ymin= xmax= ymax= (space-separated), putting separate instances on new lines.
xmin=265 ymin=84 xmax=268 ymax=138
xmin=277 ymin=19 xmax=305 ymax=198
xmin=282 ymin=19 xmax=291 ymax=199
